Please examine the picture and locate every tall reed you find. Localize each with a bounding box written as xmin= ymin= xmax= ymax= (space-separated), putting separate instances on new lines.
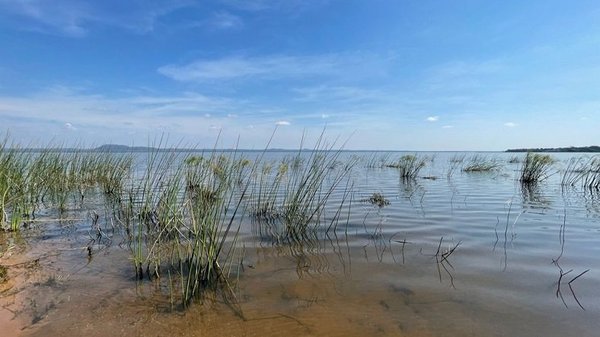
xmin=519 ymin=152 xmax=554 ymax=184
xmin=248 ymin=133 xmax=355 ymax=243
xmin=386 ymin=154 xmax=426 ymax=180
xmin=462 ymin=154 xmax=502 ymax=172
xmin=561 ymin=156 xmax=600 ymax=189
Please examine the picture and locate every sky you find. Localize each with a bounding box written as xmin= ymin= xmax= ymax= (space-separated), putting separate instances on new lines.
xmin=0 ymin=0 xmax=599 ymax=150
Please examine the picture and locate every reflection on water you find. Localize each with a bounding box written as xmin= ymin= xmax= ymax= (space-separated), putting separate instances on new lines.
xmin=1 ymin=152 xmax=600 ymax=336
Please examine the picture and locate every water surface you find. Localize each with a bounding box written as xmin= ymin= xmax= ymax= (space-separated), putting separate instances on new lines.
xmin=1 ymin=151 xmax=599 ymax=336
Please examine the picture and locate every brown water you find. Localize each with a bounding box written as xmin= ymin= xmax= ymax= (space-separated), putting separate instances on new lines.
xmin=2 ymin=152 xmax=600 ymax=336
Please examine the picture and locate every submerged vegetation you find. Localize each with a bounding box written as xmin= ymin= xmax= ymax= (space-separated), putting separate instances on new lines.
xmin=519 ymin=152 xmax=555 ymax=184
xmin=462 ymin=155 xmax=502 ymax=173
xmin=2 ymin=134 xmax=599 ymax=326
xmin=362 ymin=192 xmax=390 ymax=207
xmin=0 ymin=137 xmax=134 ymax=231
xmin=561 ymin=156 xmax=600 ymax=189
xmin=248 ymin=136 xmax=355 ymax=244
xmin=386 ymin=154 xmax=427 ymax=180
xmin=0 ymin=134 xmax=356 ymax=310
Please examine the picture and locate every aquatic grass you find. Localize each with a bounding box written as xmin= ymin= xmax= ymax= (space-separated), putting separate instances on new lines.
xmin=112 ymin=137 xmax=256 ymax=308
xmin=362 ymin=192 xmax=390 ymax=207
xmin=519 ymin=152 xmax=555 ymax=184
xmin=446 ymin=154 xmax=465 ymax=178
xmin=364 ymin=152 xmax=392 ymax=168
xmin=561 ymin=156 xmax=600 ymax=190
xmin=508 ymin=155 xmax=522 ymax=164
xmin=561 ymin=156 xmax=589 ymax=187
xmin=0 ymin=138 xmax=32 ymax=231
xmin=386 ymin=154 xmax=426 ymax=180
xmin=249 ymin=160 xmax=287 ymax=220
xmin=462 ymin=155 xmax=502 ymax=172
xmin=248 ymin=132 xmax=356 ymax=244
xmin=581 ymin=158 xmax=600 ymax=190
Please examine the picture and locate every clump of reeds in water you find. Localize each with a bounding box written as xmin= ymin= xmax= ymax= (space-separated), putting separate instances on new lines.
xmin=364 ymin=152 xmax=392 ymax=168
xmin=0 ymin=138 xmax=27 ymax=231
xmin=363 ymin=192 xmax=390 ymax=207
xmin=0 ymin=132 xmax=354 ymax=311
xmin=248 ymin=133 xmax=355 ymax=244
xmin=446 ymin=154 xmax=465 ymax=178
xmin=561 ymin=156 xmax=600 ymax=190
xmin=386 ymin=154 xmax=426 ymax=180
xmin=115 ymin=143 xmax=252 ymax=309
xmin=519 ymin=152 xmax=555 ymax=184
xmin=462 ymin=155 xmax=502 ymax=173
xmin=0 ymin=137 xmax=135 ymax=232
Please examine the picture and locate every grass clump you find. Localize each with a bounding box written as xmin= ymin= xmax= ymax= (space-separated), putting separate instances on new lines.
xmin=446 ymin=154 xmax=465 ymax=178
xmin=519 ymin=152 xmax=555 ymax=184
xmin=363 ymin=192 xmax=390 ymax=207
xmin=248 ymin=133 xmax=355 ymax=243
xmin=364 ymin=152 xmax=392 ymax=168
xmin=116 ymin=145 xmax=249 ymax=308
xmin=462 ymin=155 xmax=502 ymax=172
xmin=0 ymin=132 xmax=355 ymax=312
xmin=386 ymin=154 xmax=426 ymax=180
xmin=561 ymin=156 xmax=600 ymax=189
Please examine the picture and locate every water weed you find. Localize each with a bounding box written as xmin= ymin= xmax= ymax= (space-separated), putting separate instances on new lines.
xmin=520 ymin=152 xmax=555 ymax=184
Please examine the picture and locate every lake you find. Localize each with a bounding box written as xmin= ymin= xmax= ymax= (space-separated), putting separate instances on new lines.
xmin=1 ymin=151 xmax=599 ymax=337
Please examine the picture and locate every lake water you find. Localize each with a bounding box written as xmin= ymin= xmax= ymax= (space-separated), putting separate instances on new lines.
xmin=1 ymin=151 xmax=599 ymax=336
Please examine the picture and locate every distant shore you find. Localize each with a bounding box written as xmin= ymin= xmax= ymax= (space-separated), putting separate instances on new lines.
xmin=506 ymin=145 xmax=600 ymax=153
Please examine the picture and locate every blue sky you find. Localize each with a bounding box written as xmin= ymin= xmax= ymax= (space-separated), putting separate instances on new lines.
xmin=0 ymin=0 xmax=599 ymax=150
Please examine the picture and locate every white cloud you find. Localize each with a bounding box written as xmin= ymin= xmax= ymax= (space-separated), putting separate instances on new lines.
xmin=158 ymin=53 xmax=388 ymax=82
xmin=209 ymin=11 xmax=243 ymax=30
xmin=220 ymin=0 xmax=330 ymax=12
xmin=504 ymin=122 xmax=517 ymax=127
xmin=0 ymin=87 xmax=247 ymax=140
xmin=0 ymin=87 xmax=327 ymax=147
xmin=426 ymin=116 xmax=439 ymax=122
xmin=0 ymin=0 xmax=194 ymax=37
xmin=293 ymin=85 xmax=381 ymax=103
xmin=425 ymin=60 xmax=507 ymax=91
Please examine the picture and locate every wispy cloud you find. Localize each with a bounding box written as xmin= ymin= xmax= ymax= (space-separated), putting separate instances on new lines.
xmin=425 ymin=60 xmax=507 ymax=92
xmin=275 ymin=120 xmax=290 ymax=126
xmin=442 ymin=125 xmax=453 ymax=129
xmin=426 ymin=116 xmax=439 ymax=122
xmin=158 ymin=53 xmax=389 ymax=82
xmin=0 ymin=0 xmax=194 ymax=36
xmin=293 ymin=85 xmax=381 ymax=103
xmin=209 ymin=11 xmax=243 ymax=30
xmin=504 ymin=122 xmax=517 ymax=127
xmin=0 ymin=87 xmax=251 ymax=140
xmin=220 ymin=0 xmax=331 ymax=12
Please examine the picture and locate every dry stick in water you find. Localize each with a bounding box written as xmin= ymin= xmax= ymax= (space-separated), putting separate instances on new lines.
xmin=555 ymin=267 xmax=573 ymax=308
xmin=568 ymin=269 xmax=590 ymax=310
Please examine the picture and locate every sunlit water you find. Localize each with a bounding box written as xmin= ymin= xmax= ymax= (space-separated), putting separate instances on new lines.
xmin=1 ymin=151 xmax=600 ymax=336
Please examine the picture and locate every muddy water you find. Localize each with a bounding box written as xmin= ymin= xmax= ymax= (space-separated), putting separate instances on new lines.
xmin=2 ymin=152 xmax=600 ymax=336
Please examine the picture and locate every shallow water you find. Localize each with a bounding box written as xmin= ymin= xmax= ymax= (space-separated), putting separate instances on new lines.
xmin=2 ymin=151 xmax=600 ymax=336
